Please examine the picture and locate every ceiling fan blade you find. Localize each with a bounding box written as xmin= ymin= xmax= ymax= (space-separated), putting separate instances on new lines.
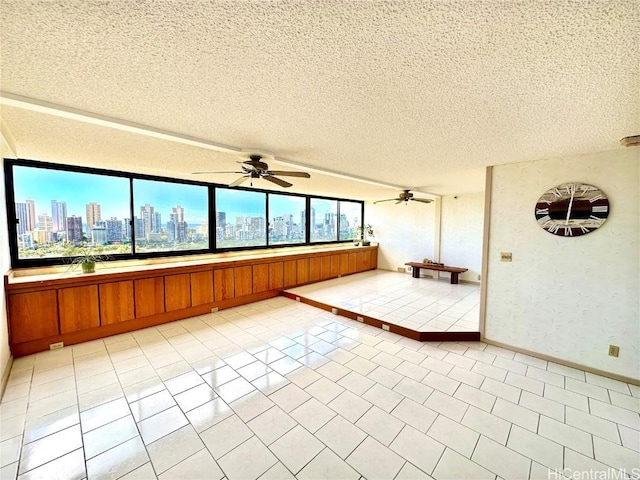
xmin=267 ymin=171 xmax=311 ymax=178
xmin=373 ymin=198 xmax=398 ymax=204
xmin=229 ymin=176 xmax=249 ymax=187
xmin=411 ymin=198 xmax=433 ymax=204
xmin=192 ymin=171 xmax=244 ymax=174
xmin=263 ymin=176 xmax=293 ymax=188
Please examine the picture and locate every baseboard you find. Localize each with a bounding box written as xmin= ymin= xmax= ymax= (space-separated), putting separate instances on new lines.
xmin=483 ymin=338 xmax=640 ymax=387
xmin=0 ymin=354 xmax=13 ymax=400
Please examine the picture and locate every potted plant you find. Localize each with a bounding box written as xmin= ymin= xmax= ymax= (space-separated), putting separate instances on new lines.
xmin=355 ymin=224 xmax=374 ymax=246
xmin=68 ymin=246 xmax=109 ymax=274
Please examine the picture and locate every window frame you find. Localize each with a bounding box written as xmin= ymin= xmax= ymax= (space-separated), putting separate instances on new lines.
xmin=4 ymin=158 xmax=365 ymax=268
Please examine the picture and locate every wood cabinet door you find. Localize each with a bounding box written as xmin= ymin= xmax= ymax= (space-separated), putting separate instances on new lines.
xmin=357 ymin=251 xmax=370 ymax=272
xmin=191 ymin=270 xmax=214 ymax=306
xmin=330 ymin=255 xmax=341 ymax=278
xmin=369 ymin=248 xmax=378 ymax=269
xmin=320 ymin=256 xmax=332 ymax=280
xmin=99 ymin=281 xmax=135 ymax=325
xmin=165 ymin=273 xmax=191 ymax=312
xmin=348 ymin=253 xmax=357 ymax=273
xmin=283 ymin=260 xmax=297 ymax=288
xmin=8 ymin=290 xmax=59 ymax=344
xmin=214 ymin=268 xmax=234 ymax=301
xmin=59 ymin=285 xmax=100 ymax=333
xmin=135 ymin=277 xmax=165 ymax=318
xmin=309 ymin=257 xmax=322 ymax=282
xmin=268 ymin=262 xmax=284 ymax=290
xmin=339 ymin=254 xmax=350 ymax=275
xmin=296 ymin=259 xmax=309 ymax=284
xmin=253 ymin=264 xmax=269 ymax=293
xmin=234 ymin=266 xmax=253 ymax=297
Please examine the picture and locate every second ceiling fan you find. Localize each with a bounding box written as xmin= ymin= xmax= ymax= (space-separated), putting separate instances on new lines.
xmin=194 ymin=154 xmax=310 ymax=188
xmin=374 ymin=189 xmax=433 ymax=204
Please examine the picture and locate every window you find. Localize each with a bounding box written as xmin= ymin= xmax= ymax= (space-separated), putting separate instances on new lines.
xmin=268 ymin=194 xmax=306 ymax=245
xmin=310 ymin=198 xmax=338 ymax=242
xmin=215 ymin=188 xmax=267 ymax=248
xmin=133 ymin=179 xmax=209 ymax=253
xmin=12 ymin=165 xmax=131 ymax=260
xmin=5 ymin=159 xmax=365 ymax=267
xmin=339 ymin=201 xmax=362 ymax=240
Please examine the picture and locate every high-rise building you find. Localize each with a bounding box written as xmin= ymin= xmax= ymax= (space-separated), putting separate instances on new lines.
xmin=140 ymin=204 xmax=154 ymax=239
xmin=86 ymin=202 xmax=101 ymax=228
xmin=37 ymin=213 xmax=52 ymax=232
xmin=51 ymin=200 xmax=67 ymax=232
xmin=15 ymin=202 xmax=27 ymax=235
xmin=216 ymin=212 xmax=226 ymax=229
xmin=173 ymin=205 xmax=184 ymax=223
xmin=167 ymin=207 xmax=188 ymax=242
xmin=153 ymin=212 xmax=162 ymax=234
xmin=66 ymin=215 xmax=83 ymax=243
xmin=25 ymin=199 xmax=36 ymax=231
xmin=133 ymin=218 xmax=145 ymax=241
xmin=91 ymin=226 xmax=107 ymax=245
xmin=105 ymin=217 xmax=123 ymax=243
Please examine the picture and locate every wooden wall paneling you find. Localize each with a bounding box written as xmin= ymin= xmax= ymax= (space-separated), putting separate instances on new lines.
xmin=214 ymin=268 xmax=235 ymax=301
xmin=320 ymin=255 xmax=332 ymax=280
xmin=308 ymin=257 xmax=322 ymax=282
xmin=99 ymin=281 xmax=135 ymax=325
xmin=234 ymin=266 xmax=253 ymax=297
xmin=135 ymin=277 xmax=165 ymax=318
xmin=268 ymin=262 xmax=284 ymax=290
xmin=8 ymin=291 xmax=59 ymax=344
xmin=253 ymin=264 xmax=269 ymax=293
xmin=283 ymin=260 xmax=297 ymax=288
xmin=296 ymin=258 xmax=309 ymax=285
xmin=190 ymin=270 xmax=214 ymax=306
xmin=58 ymin=285 xmax=100 ymax=334
xmin=330 ymin=254 xmax=341 ymax=278
xmin=348 ymin=252 xmax=357 ymax=273
xmin=339 ymin=253 xmax=350 ymax=275
xmin=165 ymin=273 xmax=191 ymax=312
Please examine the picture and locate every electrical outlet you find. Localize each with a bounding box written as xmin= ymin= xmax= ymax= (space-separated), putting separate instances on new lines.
xmin=49 ymin=342 xmax=64 ymax=350
xmin=397 ymin=267 xmax=405 ymax=273
xmin=500 ymin=252 xmax=512 ymax=262
xmin=477 ymin=274 xmax=481 ymax=280
xmin=356 ymin=316 xmax=364 ymax=323
xmin=608 ymin=345 xmax=620 ymax=357
xmin=406 ymin=266 xmax=412 ymax=272
xmin=210 ymin=307 xmax=219 ymax=313
xmin=296 ymin=296 xmax=301 ymax=302
xmin=382 ymin=324 xmax=390 ymax=331
xmin=331 ymin=308 xmax=338 ymax=315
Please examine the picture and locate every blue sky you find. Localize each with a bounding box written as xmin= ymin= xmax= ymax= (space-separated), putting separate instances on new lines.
xmin=14 ymin=166 xmax=208 ymax=224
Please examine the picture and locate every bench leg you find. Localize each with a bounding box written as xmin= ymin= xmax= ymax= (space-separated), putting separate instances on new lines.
xmin=450 ymin=272 xmax=459 ymax=284
xmin=412 ymin=267 xmax=420 ymax=278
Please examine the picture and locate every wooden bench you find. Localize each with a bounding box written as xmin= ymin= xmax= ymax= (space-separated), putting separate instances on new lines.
xmin=405 ymin=262 xmax=468 ymax=284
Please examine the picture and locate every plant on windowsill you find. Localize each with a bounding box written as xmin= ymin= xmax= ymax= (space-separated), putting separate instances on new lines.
xmin=67 ymin=246 xmax=110 ymax=274
xmin=354 ymin=224 xmax=374 ymax=246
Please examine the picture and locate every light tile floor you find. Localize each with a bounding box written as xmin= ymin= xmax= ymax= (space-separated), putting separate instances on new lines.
xmin=286 ymin=270 xmax=480 ymax=332
xmin=1 ymin=296 xmax=639 ymax=479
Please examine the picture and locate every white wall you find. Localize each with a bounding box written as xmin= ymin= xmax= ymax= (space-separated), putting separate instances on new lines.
xmin=485 ymin=148 xmax=639 ymax=379
xmin=0 ymin=157 xmax=12 ymax=387
xmin=440 ymin=193 xmax=485 ymax=282
xmin=367 ymin=200 xmax=437 ymax=272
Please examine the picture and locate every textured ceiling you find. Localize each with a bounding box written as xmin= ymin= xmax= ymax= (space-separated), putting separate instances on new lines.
xmin=1 ymin=1 xmax=638 ymax=199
